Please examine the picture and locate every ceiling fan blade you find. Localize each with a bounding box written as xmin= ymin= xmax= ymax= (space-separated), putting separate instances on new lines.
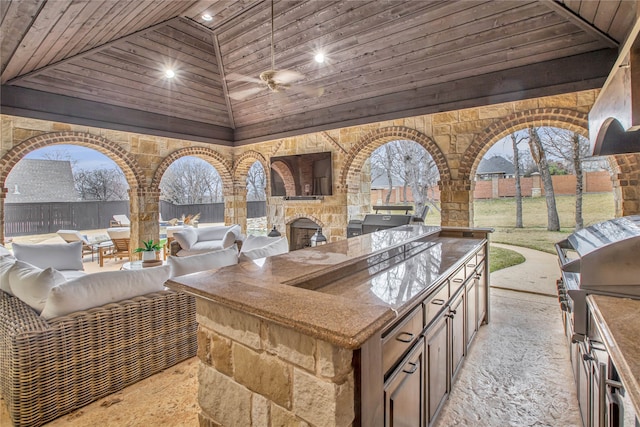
xmin=272 ymin=69 xmax=305 ymax=84
xmin=291 ymin=84 xmax=325 ymax=98
xmin=228 ymin=86 xmax=265 ymax=100
xmin=226 ymin=73 xmax=262 ymax=84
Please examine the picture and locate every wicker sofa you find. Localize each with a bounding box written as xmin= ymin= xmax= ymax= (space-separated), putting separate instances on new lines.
xmin=0 ymin=288 xmax=197 ymax=427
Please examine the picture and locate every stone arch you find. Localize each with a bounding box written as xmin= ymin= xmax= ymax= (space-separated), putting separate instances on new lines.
xmin=285 ymin=213 xmax=325 ymax=228
xmin=461 ymin=108 xmax=589 ymax=179
xmin=339 ymin=126 xmax=450 ymax=189
xmin=608 ymin=153 xmax=640 ymax=216
xmin=233 ymin=150 xmax=268 ymax=183
xmin=0 ymin=131 xmax=146 ymax=190
xmin=150 ymin=146 xmax=233 ymax=191
xmin=270 ymin=160 xmax=296 ymax=197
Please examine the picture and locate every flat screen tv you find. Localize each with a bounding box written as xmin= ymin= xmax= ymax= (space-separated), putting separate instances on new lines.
xmin=270 ymin=152 xmax=333 ymax=197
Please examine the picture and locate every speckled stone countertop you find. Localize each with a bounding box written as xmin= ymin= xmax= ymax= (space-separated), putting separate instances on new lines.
xmin=167 ymin=225 xmax=485 ymax=349
xmin=587 ymin=295 xmax=640 ymax=417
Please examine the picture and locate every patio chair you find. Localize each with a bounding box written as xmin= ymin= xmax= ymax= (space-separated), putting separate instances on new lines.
xmin=110 ymin=214 xmax=131 ymax=227
xmin=100 ymin=227 xmax=132 ymax=266
xmin=57 ymin=229 xmax=96 ymax=261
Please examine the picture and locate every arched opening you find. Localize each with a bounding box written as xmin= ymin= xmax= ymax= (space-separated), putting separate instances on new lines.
xmin=246 ymin=161 xmax=267 ymax=235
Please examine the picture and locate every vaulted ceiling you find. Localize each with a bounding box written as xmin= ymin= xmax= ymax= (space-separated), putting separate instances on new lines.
xmin=0 ymin=1 xmax=636 ymax=146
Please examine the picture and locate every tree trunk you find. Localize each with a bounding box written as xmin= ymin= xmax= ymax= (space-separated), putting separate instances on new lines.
xmin=572 ymin=132 xmax=584 ymax=230
xmin=384 ymin=146 xmax=394 ymax=204
xmin=511 ymin=133 xmax=523 ymax=228
xmin=528 ymin=127 xmax=561 ymax=231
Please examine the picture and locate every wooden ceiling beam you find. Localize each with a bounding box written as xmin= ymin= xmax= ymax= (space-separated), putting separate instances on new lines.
xmin=541 ymin=0 xmax=619 ymax=47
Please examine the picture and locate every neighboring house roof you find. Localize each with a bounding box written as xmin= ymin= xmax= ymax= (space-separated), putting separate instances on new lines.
xmin=6 ymin=159 xmax=79 ymax=203
xmin=476 ymin=156 xmax=516 ymax=176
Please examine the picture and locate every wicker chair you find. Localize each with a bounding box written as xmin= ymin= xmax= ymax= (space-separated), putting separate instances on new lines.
xmin=0 ymin=289 xmax=197 ymax=427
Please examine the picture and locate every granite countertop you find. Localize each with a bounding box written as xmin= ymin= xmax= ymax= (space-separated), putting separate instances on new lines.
xmin=587 ymin=295 xmax=640 ymax=417
xmin=167 ymin=225 xmax=485 ymax=349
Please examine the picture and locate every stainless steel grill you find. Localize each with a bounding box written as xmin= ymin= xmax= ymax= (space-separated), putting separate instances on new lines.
xmin=556 ymin=215 xmax=640 ymax=337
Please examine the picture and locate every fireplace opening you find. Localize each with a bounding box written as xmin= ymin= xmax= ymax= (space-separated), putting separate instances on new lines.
xmin=289 ymin=218 xmax=321 ymax=251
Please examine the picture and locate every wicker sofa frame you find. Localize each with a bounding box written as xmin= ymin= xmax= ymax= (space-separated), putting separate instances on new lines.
xmin=0 ymin=289 xmax=197 ymax=427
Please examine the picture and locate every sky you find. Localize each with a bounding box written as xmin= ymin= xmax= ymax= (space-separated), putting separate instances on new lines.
xmin=24 ymin=144 xmax=118 ymax=170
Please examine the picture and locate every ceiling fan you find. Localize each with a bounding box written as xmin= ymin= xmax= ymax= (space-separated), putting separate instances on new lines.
xmin=226 ymin=0 xmax=324 ymax=101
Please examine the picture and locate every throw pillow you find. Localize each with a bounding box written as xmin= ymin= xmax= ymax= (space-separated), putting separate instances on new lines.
xmin=167 ymin=245 xmax=238 ymax=278
xmin=239 ymin=236 xmax=289 ymax=262
xmin=221 ymin=229 xmax=237 ymax=249
xmin=0 ymin=255 xmax=16 ymax=295
xmin=8 ymin=260 xmax=66 ymax=313
xmin=40 ymin=265 xmax=170 ymax=320
xmin=173 ymin=227 xmax=198 ymax=250
xmin=12 ymin=241 xmax=84 ymax=271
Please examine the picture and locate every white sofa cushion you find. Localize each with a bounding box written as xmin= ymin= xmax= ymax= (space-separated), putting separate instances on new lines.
xmin=173 ymin=227 xmax=198 ymax=250
xmin=8 ymin=260 xmax=66 ymax=313
xmin=239 ymin=235 xmax=289 ymax=262
xmin=168 ymin=245 xmax=238 ymax=277
xmin=12 ymin=241 xmax=84 ymax=271
xmin=178 ymin=241 xmax=226 ymax=257
xmin=0 ymin=256 xmax=16 ymax=295
xmin=40 ymin=265 xmax=170 ymax=320
xmin=0 ymin=244 xmax=12 ymax=258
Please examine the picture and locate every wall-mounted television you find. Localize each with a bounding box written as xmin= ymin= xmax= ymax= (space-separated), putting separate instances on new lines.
xmin=270 ymin=152 xmax=333 ymax=197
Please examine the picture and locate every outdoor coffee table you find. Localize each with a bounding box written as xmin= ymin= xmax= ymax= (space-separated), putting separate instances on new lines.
xmin=121 ymin=260 xmax=165 ymax=270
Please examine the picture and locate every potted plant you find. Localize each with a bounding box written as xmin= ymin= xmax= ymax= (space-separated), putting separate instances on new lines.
xmin=135 ymin=239 xmax=162 ymax=261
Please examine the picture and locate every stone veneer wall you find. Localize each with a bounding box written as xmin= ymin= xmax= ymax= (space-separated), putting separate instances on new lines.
xmin=195 ymin=300 xmax=354 ymax=426
xmin=3 ymin=88 xmax=640 ymax=246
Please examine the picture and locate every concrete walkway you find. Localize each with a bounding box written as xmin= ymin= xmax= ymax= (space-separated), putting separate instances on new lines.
xmin=491 ymin=243 xmax=559 ymax=296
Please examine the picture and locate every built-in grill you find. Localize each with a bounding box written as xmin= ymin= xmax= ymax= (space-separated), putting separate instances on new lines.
xmin=346 ymin=205 xmax=413 ymax=237
xmin=555 ymin=215 xmax=640 ymax=339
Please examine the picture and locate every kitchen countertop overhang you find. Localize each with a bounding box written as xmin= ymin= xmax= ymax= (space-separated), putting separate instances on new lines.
xmin=167 ymin=225 xmax=486 ymax=349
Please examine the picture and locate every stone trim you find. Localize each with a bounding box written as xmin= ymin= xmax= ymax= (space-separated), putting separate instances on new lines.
xmin=461 ymin=108 xmax=589 ymax=178
xmin=339 ymin=126 xmax=450 ymax=188
xmin=0 ymin=130 xmax=146 ymax=189
xmin=150 ymin=146 xmax=233 ymax=192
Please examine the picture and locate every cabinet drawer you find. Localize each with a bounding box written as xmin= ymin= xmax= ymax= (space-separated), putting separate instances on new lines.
xmin=450 ymin=266 xmax=466 ymax=293
xmin=383 ymin=305 xmax=424 ymax=375
xmin=475 ymin=245 xmax=486 ymax=264
xmin=465 ymin=258 xmax=477 ymax=277
xmin=424 ymin=282 xmax=449 ymax=328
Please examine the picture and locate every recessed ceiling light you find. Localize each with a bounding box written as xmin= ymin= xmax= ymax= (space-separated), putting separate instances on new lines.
xmin=202 ymin=13 xmax=213 ymax=21
xmin=314 ymin=52 xmax=325 ymax=63
xmin=164 ymin=69 xmax=176 ymax=78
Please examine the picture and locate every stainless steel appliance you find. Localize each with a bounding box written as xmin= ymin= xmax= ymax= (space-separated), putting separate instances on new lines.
xmin=555 ymin=216 xmax=640 ymax=427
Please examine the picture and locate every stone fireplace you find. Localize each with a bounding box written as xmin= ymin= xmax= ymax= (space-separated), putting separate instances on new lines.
xmin=288 ymin=217 xmax=322 ymax=251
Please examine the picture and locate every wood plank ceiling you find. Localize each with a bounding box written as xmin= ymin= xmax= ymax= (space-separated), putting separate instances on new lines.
xmin=0 ymin=0 xmax=636 ymax=146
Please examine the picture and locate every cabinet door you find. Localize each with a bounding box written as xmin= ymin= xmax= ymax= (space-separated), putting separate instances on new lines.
xmin=384 ymin=337 xmax=425 ymax=427
xmin=425 ymin=313 xmax=448 ymax=424
xmin=450 ymin=289 xmax=465 ymax=382
xmin=466 ymin=277 xmax=478 ymax=349
xmin=476 ymin=264 xmax=487 ymax=329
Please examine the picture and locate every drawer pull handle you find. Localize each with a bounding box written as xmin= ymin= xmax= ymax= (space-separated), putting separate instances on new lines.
xmin=467 ymin=263 xmax=476 ymax=268
xmin=452 ymin=278 xmax=463 ymax=283
xmin=431 ymin=298 xmax=445 ymax=306
xmin=396 ymin=332 xmax=414 ymax=343
xmin=403 ymin=362 xmax=418 ymax=374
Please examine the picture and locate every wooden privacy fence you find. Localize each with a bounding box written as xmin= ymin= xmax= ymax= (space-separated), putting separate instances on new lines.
xmin=4 ymin=200 xmax=267 ymax=237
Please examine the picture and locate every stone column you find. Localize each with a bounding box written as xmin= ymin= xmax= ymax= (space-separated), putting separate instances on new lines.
xmin=0 ymin=188 xmax=6 ymax=245
xmin=225 ymin=183 xmax=247 ymax=232
xmin=439 ymin=178 xmax=472 ymax=227
xmin=128 ymin=187 xmax=160 ymax=255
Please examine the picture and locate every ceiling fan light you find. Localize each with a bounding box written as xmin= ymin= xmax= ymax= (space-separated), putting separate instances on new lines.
xmin=314 ymin=52 xmax=325 ymax=63
xmin=164 ymin=69 xmax=176 ymax=78
xmin=202 ymin=13 xmax=213 ymax=21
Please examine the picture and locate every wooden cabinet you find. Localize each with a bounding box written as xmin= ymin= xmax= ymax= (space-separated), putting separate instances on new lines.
xmin=449 ymin=288 xmax=465 ymax=382
xmin=425 ymin=313 xmax=448 ymax=424
xmin=384 ymin=338 xmax=425 ymax=427
xmin=380 ymin=240 xmax=490 ymax=427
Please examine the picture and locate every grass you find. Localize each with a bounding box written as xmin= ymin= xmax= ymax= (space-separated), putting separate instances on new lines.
xmin=427 ymin=192 xmax=614 ymax=254
xmin=489 ymin=246 xmax=525 ymax=273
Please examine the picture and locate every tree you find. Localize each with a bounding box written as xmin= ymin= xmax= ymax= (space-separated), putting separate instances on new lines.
xmin=370 ymin=143 xmax=400 ymax=204
xmin=528 ymin=127 xmax=560 ymax=231
xmin=41 ymin=147 xmax=78 ymax=169
xmin=160 ymin=157 xmax=223 ymax=204
xmin=246 ymin=162 xmax=266 ymax=201
xmin=509 ymin=132 xmax=527 ymax=228
xmin=74 ymin=167 xmax=128 ymax=201
xmin=540 ymin=127 xmax=590 ymax=230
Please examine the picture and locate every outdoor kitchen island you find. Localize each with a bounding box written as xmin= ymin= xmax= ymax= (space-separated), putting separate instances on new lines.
xmin=166 ymin=224 xmax=490 ymax=426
